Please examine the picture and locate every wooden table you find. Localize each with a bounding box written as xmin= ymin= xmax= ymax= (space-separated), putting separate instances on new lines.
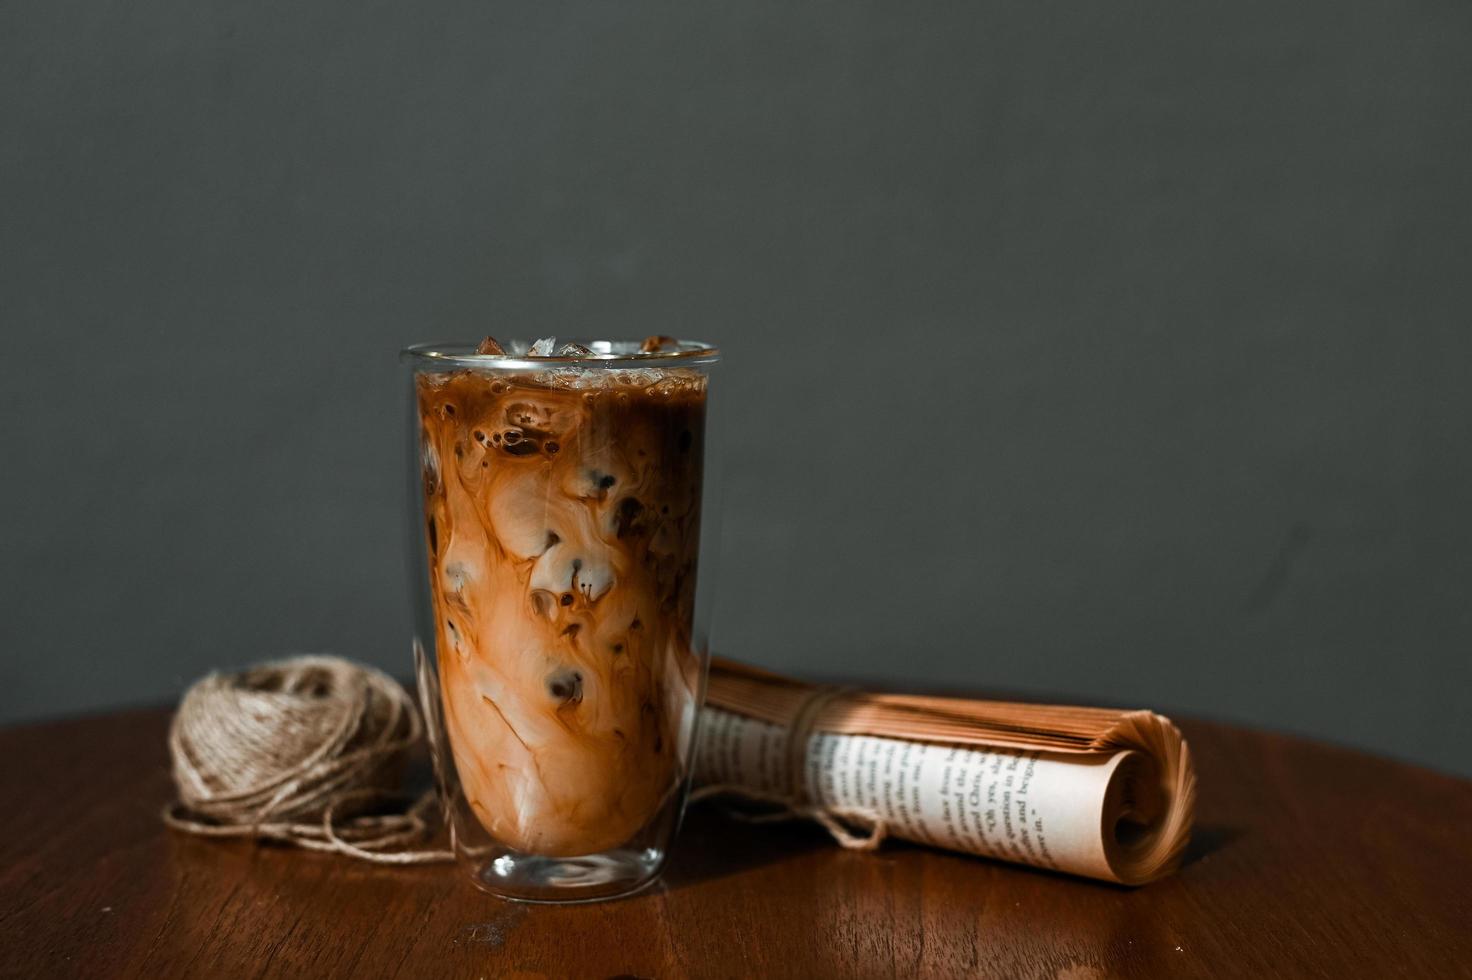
xmin=1 ymin=707 xmax=1469 ymax=979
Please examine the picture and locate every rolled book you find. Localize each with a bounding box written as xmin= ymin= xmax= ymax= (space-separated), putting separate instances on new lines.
xmin=694 ymin=658 xmax=1196 ymax=885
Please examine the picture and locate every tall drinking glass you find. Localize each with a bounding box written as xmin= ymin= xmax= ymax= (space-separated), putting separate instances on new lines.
xmin=401 ymin=339 xmax=720 ymax=902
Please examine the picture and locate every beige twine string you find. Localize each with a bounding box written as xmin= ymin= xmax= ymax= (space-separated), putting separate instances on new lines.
xmin=162 ymin=655 xmax=453 ymax=864
xmin=688 ymin=686 xmax=890 ymax=852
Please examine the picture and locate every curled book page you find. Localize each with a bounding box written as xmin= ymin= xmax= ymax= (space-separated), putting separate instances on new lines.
xmin=695 ymin=659 xmax=1196 ymax=885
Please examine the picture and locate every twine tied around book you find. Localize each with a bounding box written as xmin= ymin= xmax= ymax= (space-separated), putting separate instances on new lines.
xmin=162 ymin=655 xmax=452 ymax=864
xmin=688 ymin=685 xmax=890 ymax=852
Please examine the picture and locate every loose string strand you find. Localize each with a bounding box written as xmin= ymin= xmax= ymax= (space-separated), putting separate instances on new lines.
xmin=690 ymin=685 xmax=889 ymax=852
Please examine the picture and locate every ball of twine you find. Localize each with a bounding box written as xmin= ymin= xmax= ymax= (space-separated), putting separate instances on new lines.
xmin=163 ymin=655 xmax=452 ymax=864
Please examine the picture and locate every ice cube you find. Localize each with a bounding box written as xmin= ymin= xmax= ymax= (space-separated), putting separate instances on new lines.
xmin=528 ymin=337 xmax=557 ymax=357
xmin=488 ymin=471 xmax=559 ymax=559
xmin=543 ymin=367 xmax=590 ymax=389
xmin=640 ymin=335 xmax=677 ymax=353
xmin=646 ymin=375 xmax=692 ymax=398
xmin=557 ymin=343 xmax=593 ymax=357
xmin=614 ymin=369 xmax=662 ymax=387
xmin=475 ymin=336 xmax=506 ymax=356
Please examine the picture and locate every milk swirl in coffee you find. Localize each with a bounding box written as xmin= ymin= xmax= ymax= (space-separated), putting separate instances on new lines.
xmin=415 ymin=337 xmax=706 ymax=856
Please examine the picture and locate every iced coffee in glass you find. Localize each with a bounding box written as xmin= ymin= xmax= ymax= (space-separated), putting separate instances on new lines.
xmin=402 ymin=336 xmax=718 ymax=901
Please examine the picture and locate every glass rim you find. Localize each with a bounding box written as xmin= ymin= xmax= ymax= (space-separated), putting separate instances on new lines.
xmin=400 ymin=338 xmax=721 ymax=371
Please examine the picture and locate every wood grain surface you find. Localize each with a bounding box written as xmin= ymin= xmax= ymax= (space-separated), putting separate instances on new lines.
xmin=1 ymin=706 xmax=1469 ymax=979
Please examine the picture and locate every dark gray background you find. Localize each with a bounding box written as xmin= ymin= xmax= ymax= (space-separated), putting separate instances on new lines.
xmin=4 ymin=0 xmax=1470 ymax=776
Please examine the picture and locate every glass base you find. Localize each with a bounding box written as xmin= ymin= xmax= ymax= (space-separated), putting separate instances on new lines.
xmin=469 ymin=846 xmax=666 ymax=904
